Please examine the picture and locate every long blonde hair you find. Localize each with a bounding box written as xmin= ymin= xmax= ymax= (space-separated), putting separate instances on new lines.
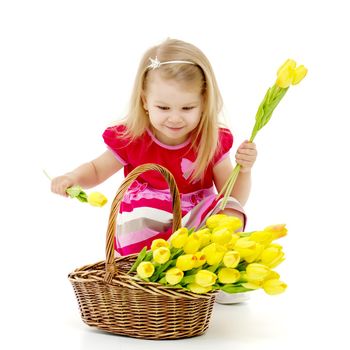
xmin=121 ymin=38 xmax=225 ymax=182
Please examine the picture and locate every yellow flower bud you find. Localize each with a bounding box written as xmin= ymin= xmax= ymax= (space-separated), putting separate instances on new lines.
xmin=223 ymin=250 xmax=240 ymax=268
xmin=195 ymin=270 xmax=217 ymax=287
xmin=242 ymin=281 xmax=261 ymax=290
xmin=169 ymin=227 xmax=189 ymax=248
xmin=246 ymin=263 xmax=271 ymax=282
xmin=249 ymin=230 xmax=273 ymax=247
xmin=218 ymin=268 xmax=240 ymax=284
xmin=136 ymin=261 xmax=155 ymax=279
xmin=201 ymin=243 xmax=226 ymax=265
xmin=183 ymin=232 xmax=201 ymax=254
xmin=211 ymin=227 xmax=232 ymax=245
xmin=206 ymin=214 xmax=227 ymax=229
xmin=195 ymin=228 xmax=211 ymax=248
xmin=244 ymin=242 xmax=264 ymax=263
xmin=262 ymin=279 xmax=287 ymax=295
xmin=87 ymin=192 xmax=108 ymax=207
xmin=151 ymin=238 xmax=170 ymax=251
xmin=165 ymin=267 xmax=184 ymax=285
xmin=224 ymin=233 xmax=240 ymax=250
xmin=276 ymin=59 xmax=296 ymax=88
xmin=187 ymin=283 xmax=212 ymax=294
xmin=292 ymin=65 xmax=308 ymax=85
xmin=263 ymin=224 xmax=288 ymax=240
xmin=260 ymin=244 xmax=285 ymax=268
xmin=234 ymin=237 xmax=256 ymax=259
xmin=176 ymin=254 xmax=197 ymax=271
xmin=193 ymin=252 xmax=207 ymax=268
xmin=153 ymin=247 xmax=171 ymax=264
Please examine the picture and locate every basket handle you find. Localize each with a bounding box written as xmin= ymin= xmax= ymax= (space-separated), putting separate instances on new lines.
xmin=104 ymin=163 xmax=182 ymax=283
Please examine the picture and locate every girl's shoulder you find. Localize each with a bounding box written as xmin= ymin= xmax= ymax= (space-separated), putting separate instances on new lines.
xmin=218 ymin=127 xmax=233 ymax=145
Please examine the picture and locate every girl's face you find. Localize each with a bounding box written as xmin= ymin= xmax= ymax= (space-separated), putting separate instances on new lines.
xmin=142 ymin=71 xmax=203 ymax=146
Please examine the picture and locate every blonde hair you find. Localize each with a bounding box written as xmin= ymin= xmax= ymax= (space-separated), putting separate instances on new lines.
xmin=121 ymin=38 xmax=225 ymax=182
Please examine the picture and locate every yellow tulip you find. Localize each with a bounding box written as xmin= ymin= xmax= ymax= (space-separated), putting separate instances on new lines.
xmin=193 ymin=252 xmax=207 ymax=268
xmin=276 ymin=59 xmax=308 ymax=88
xmin=151 ymin=238 xmax=170 ymax=251
xmin=292 ymin=65 xmax=308 ymax=85
xmin=136 ymin=261 xmax=155 ymax=279
xmin=249 ymin=230 xmax=273 ymax=247
xmin=195 ymin=270 xmax=217 ymax=287
xmin=169 ymin=227 xmax=189 ymax=248
xmin=218 ymin=268 xmax=241 ymax=284
xmin=222 ymin=250 xmax=240 ymax=268
xmin=176 ymin=254 xmax=197 ymax=271
xmin=201 ymin=243 xmax=226 ymax=265
xmin=206 ymin=214 xmax=227 ymax=229
xmin=244 ymin=242 xmax=264 ymax=263
xmin=262 ymin=278 xmax=287 ymax=295
xmin=153 ymin=247 xmax=171 ymax=264
xmin=195 ymin=228 xmax=211 ymax=248
xmin=246 ymin=263 xmax=271 ymax=282
xmin=276 ymin=59 xmax=297 ymax=88
xmin=187 ymin=283 xmax=212 ymax=294
xmin=183 ymin=232 xmax=201 ymax=254
xmin=165 ymin=267 xmax=184 ymax=285
xmin=211 ymin=227 xmax=233 ymax=245
xmin=264 ymin=224 xmax=288 ymax=240
xmin=224 ymin=233 xmax=240 ymax=250
xmin=234 ymin=237 xmax=256 ymax=259
xmin=260 ymin=244 xmax=285 ymax=268
xmin=242 ymin=281 xmax=261 ymax=290
xmin=87 ymin=192 xmax=108 ymax=207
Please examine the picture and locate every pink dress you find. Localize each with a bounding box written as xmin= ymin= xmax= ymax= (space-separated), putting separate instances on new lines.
xmin=103 ymin=124 xmax=246 ymax=256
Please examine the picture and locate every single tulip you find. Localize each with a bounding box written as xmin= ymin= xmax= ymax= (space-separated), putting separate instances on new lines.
xmin=260 ymin=244 xmax=285 ymax=268
xmin=292 ymin=65 xmax=308 ymax=85
xmin=222 ymin=250 xmax=240 ymax=268
xmin=246 ymin=263 xmax=271 ymax=282
xmin=187 ymin=283 xmax=212 ymax=294
xmin=195 ymin=228 xmax=211 ymax=248
xmin=206 ymin=214 xmax=227 ymax=229
xmin=234 ymin=237 xmax=256 ymax=259
xmin=165 ymin=267 xmax=184 ymax=285
xmin=201 ymin=243 xmax=226 ymax=265
xmin=195 ymin=270 xmax=217 ymax=287
xmin=244 ymin=242 xmax=264 ymax=263
xmin=218 ymin=268 xmax=241 ymax=284
xmin=276 ymin=59 xmax=297 ymax=88
xmin=169 ymin=227 xmax=189 ymax=248
xmin=136 ymin=261 xmax=155 ymax=279
xmin=224 ymin=233 xmax=240 ymax=250
xmin=183 ymin=232 xmax=201 ymax=254
xmin=176 ymin=254 xmax=197 ymax=271
xmin=193 ymin=252 xmax=207 ymax=268
xmin=264 ymin=224 xmax=288 ymax=240
xmin=153 ymin=247 xmax=171 ymax=264
xmin=249 ymin=230 xmax=273 ymax=247
xmin=151 ymin=238 xmax=170 ymax=251
xmin=211 ymin=227 xmax=232 ymax=245
xmin=262 ymin=278 xmax=287 ymax=295
xmin=87 ymin=192 xmax=108 ymax=207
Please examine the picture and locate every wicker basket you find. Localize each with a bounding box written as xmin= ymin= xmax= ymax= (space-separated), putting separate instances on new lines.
xmin=68 ymin=163 xmax=217 ymax=340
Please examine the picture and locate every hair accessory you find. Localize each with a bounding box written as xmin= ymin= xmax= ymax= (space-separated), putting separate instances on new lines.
xmin=147 ymin=56 xmax=195 ymax=70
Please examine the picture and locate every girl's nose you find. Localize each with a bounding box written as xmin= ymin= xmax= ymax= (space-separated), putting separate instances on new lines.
xmin=167 ymin=114 xmax=183 ymax=123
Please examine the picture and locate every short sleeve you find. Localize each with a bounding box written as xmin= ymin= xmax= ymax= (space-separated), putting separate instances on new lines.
xmin=213 ymin=128 xmax=234 ymax=165
xmin=102 ymin=124 xmax=130 ymax=165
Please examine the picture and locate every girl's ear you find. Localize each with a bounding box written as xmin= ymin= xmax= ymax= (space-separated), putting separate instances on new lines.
xmin=141 ymin=92 xmax=148 ymax=110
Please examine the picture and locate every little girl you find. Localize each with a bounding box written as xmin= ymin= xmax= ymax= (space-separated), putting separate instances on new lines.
xmin=51 ymin=38 xmax=257 ymax=303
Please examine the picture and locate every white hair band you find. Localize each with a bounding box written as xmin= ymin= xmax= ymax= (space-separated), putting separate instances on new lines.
xmin=147 ymin=56 xmax=195 ymax=70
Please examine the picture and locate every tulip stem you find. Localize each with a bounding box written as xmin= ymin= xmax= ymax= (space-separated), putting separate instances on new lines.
xmin=43 ymin=169 xmax=52 ymax=181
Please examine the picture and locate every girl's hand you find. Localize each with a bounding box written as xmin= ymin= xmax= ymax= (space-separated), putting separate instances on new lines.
xmin=51 ymin=174 xmax=76 ymax=197
xmin=235 ymin=140 xmax=257 ymax=173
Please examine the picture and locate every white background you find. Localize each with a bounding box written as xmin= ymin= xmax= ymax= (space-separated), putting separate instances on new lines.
xmin=1 ymin=0 xmax=349 ymax=349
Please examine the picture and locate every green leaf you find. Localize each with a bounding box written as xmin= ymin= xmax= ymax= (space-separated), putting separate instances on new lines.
xmin=181 ymin=275 xmax=196 ymax=285
xmin=128 ymin=246 xmax=148 ymax=274
xmin=220 ymin=284 xmax=252 ymax=294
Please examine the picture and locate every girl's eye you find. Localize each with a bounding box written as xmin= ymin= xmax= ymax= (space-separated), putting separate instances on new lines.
xmin=157 ymin=106 xmax=169 ymax=110
xmin=183 ymin=107 xmax=195 ymax=111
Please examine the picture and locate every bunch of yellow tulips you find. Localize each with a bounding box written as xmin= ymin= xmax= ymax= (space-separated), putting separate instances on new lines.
xmin=129 ymin=214 xmax=287 ymax=296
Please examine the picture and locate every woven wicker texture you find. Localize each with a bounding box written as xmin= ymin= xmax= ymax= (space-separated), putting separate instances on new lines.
xmin=69 ymin=163 xmax=217 ymax=339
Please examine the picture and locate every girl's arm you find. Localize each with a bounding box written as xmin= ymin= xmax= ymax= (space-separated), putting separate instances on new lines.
xmin=51 ymin=150 xmax=123 ymax=196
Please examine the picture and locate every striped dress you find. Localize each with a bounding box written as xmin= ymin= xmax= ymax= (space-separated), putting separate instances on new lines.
xmin=103 ymin=124 xmax=246 ymax=256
